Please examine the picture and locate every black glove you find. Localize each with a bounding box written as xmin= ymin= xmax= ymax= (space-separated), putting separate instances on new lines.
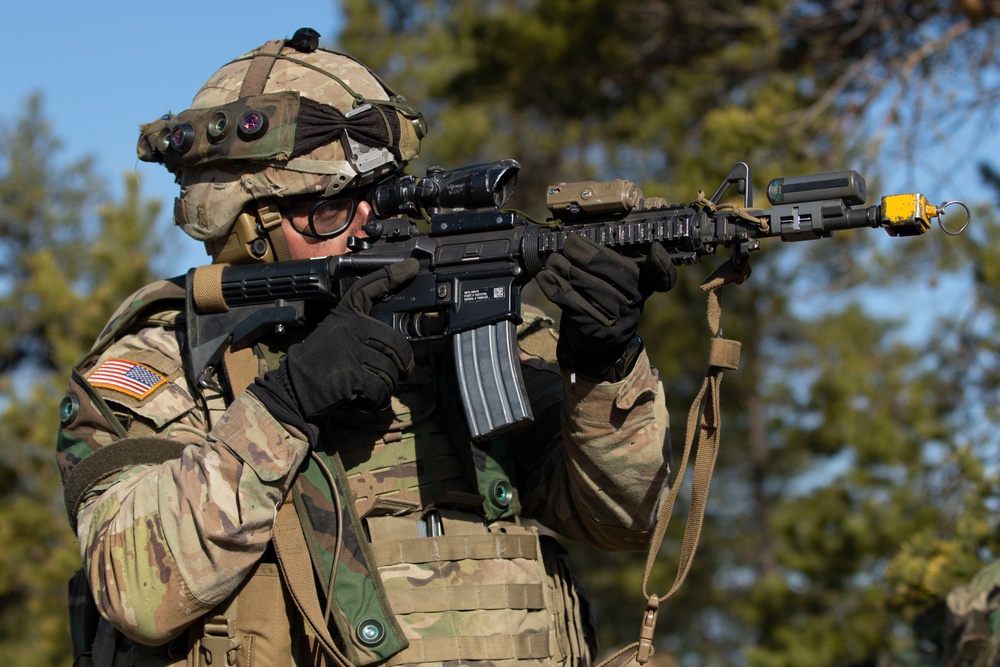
xmin=536 ymin=235 xmax=676 ymax=379
xmin=249 ymin=259 xmax=419 ymax=439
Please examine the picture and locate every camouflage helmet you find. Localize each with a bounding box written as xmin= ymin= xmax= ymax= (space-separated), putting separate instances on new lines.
xmin=137 ymin=28 xmax=425 ymax=243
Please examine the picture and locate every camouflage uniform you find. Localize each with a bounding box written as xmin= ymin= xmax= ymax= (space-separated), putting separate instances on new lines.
xmin=936 ymin=562 xmax=1000 ymax=667
xmin=57 ymin=28 xmax=673 ymax=667
xmin=57 ymin=278 xmax=670 ymax=666
xmin=863 ymin=562 xmax=1000 ymax=667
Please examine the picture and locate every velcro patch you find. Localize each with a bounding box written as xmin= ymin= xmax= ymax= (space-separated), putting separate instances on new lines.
xmin=87 ymin=357 xmax=168 ymax=400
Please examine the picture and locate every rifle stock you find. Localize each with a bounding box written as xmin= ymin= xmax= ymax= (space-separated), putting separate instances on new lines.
xmin=186 ymin=160 xmax=965 ymax=440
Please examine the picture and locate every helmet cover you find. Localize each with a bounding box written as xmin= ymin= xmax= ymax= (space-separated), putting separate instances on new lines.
xmin=138 ymin=30 xmax=424 ymax=241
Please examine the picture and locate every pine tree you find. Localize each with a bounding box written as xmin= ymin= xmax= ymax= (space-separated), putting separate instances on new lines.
xmin=0 ymin=95 xmax=162 ymax=665
xmin=335 ymin=3 xmax=1000 ymax=665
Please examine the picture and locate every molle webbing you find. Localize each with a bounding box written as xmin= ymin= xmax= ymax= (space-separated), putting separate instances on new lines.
xmin=369 ymin=532 xmax=538 ymax=567
xmin=365 ymin=514 xmax=551 ymax=665
xmin=385 ymin=583 xmax=545 ymax=615
xmin=334 ymin=347 xmax=484 ymax=518
xmin=338 ymin=418 xmax=481 ymax=519
xmin=346 ymin=454 xmax=469 ymax=507
xmin=382 ymin=634 xmax=549 ymax=665
xmin=366 ymin=514 xmax=545 ymax=612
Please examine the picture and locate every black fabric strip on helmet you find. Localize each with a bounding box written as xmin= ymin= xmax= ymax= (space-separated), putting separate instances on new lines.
xmin=293 ymin=97 xmax=402 ymax=160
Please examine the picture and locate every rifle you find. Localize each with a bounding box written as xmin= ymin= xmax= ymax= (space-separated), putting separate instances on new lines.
xmin=186 ymin=159 xmax=968 ymax=441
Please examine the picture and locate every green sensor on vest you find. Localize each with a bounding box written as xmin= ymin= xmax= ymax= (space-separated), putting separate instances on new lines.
xmin=357 ymin=618 xmax=385 ymax=646
xmin=59 ymin=395 xmax=80 ymax=426
xmin=490 ymin=479 xmax=513 ymax=508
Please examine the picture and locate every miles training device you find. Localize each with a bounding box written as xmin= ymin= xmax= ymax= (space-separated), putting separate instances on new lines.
xmin=186 ymin=159 xmax=969 ymax=442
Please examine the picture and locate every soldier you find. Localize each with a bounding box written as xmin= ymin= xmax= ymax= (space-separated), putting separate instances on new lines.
xmin=56 ymin=28 xmax=675 ymax=666
xmin=938 ymin=562 xmax=1000 ymax=667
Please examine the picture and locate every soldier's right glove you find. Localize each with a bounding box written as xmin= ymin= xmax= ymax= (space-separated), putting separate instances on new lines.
xmin=249 ymin=259 xmax=419 ymax=441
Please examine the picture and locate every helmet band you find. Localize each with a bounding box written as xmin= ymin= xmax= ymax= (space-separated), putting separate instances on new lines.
xmin=138 ymin=93 xmax=407 ymax=177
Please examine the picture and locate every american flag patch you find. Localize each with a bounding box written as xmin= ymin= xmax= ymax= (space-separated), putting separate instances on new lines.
xmin=88 ymin=358 xmax=168 ymax=400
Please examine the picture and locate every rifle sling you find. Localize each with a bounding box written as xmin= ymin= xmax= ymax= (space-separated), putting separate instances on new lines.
xmin=597 ymin=258 xmax=747 ymax=667
xmin=190 ymin=264 xmax=261 ymax=400
xmin=191 ymin=264 xmax=228 ymax=314
xmin=223 ymin=346 xmax=259 ymax=399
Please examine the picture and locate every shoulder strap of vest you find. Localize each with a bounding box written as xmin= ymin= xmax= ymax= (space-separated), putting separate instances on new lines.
xmin=63 ymin=278 xmax=189 ymax=530
xmin=83 ymin=277 xmax=187 ymax=367
xmin=186 ymin=265 xmax=410 ymax=665
xmin=272 ymin=498 xmax=353 ymax=667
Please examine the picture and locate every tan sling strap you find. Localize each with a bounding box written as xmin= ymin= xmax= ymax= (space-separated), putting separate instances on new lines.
xmin=190 ymin=265 xmax=360 ymax=666
xmin=190 ymin=264 xmax=261 ymax=399
xmin=222 ymin=346 xmax=258 ymax=398
xmin=597 ymin=258 xmax=748 ymax=667
xmin=190 ymin=268 xmax=341 ymax=664
xmin=191 ymin=263 xmax=228 ymax=314
xmin=186 ymin=284 xmax=342 ymax=662
xmin=273 ymin=496 xmax=354 ymax=667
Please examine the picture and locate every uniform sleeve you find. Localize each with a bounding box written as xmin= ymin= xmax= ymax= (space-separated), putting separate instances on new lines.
xmin=62 ymin=324 xmax=311 ymax=645
xmin=515 ymin=340 xmax=670 ymax=552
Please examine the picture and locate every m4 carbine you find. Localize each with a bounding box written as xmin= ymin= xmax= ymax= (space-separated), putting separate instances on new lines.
xmin=187 ymin=160 xmax=966 ymax=441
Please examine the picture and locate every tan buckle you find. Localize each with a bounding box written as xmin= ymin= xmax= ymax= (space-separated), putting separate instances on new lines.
xmin=636 ymin=595 xmax=659 ymax=664
xmin=201 ymin=615 xmax=240 ymax=666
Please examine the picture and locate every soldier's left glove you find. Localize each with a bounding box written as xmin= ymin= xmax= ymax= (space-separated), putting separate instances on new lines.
xmin=536 ymin=235 xmax=676 ymax=381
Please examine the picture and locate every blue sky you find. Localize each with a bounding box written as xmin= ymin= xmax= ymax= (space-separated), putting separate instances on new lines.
xmin=1 ymin=1 xmax=342 ymax=271
xmin=2 ymin=2 xmax=992 ymax=297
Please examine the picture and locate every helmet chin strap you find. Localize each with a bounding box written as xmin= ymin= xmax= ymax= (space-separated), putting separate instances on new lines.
xmin=255 ymin=201 xmax=291 ymax=262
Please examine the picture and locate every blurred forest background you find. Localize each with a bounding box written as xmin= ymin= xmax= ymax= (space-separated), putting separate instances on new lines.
xmin=4 ymin=1 xmax=1000 ymax=665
